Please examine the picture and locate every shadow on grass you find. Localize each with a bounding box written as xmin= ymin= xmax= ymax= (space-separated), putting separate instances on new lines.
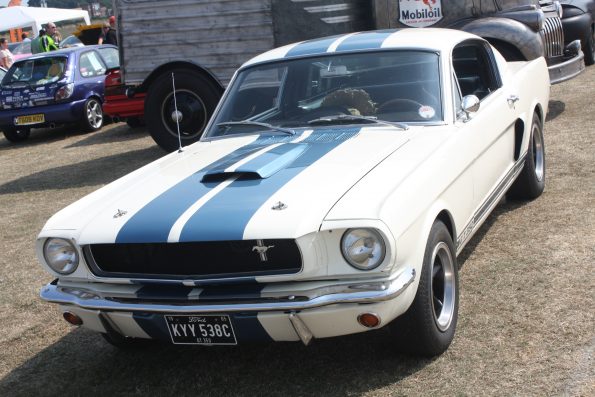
xmin=457 ymin=197 xmax=528 ymax=268
xmin=546 ymin=100 xmax=565 ymax=122
xmin=0 ymin=327 xmax=431 ymax=396
xmin=0 ymin=146 xmax=164 ymax=195
xmin=0 ymin=123 xmax=150 ymax=152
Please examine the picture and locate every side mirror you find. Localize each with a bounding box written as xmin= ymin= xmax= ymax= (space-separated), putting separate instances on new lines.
xmin=459 ymin=95 xmax=480 ymax=121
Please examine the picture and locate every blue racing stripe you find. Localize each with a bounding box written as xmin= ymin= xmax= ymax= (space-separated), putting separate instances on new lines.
xmin=284 ymin=34 xmax=345 ymax=58
xmin=179 ymin=128 xmax=360 ymax=242
xmin=335 ymin=30 xmax=396 ymax=52
xmin=116 ymin=134 xmax=306 ymax=243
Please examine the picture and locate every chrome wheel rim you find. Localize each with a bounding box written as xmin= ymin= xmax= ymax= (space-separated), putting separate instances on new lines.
xmin=532 ymin=123 xmax=544 ymax=182
xmin=431 ymin=241 xmax=456 ymax=332
xmin=86 ymin=99 xmax=103 ymax=129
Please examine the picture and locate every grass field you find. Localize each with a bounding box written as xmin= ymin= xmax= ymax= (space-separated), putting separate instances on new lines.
xmin=0 ymin=67 xmax=593 ymax=396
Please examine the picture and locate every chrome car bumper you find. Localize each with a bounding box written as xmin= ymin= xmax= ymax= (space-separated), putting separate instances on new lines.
xmin=40 ymin=267 xmax=415 ymax=314
xmin=548 ymin=40 xmax=585 ymax=84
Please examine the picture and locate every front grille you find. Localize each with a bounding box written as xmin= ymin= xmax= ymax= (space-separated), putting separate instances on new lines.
xmin=541 ymin=16 xmax=564 ymax=59
xmin=84 ymin=240 xmax=302 ymax=280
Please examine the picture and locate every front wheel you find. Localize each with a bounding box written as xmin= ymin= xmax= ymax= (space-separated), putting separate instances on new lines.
xmin=508 ymin=113 xmax=545 ymax=200
xmin=80 ymin=97 xmax=104 ymax=132
xmin=583 ymin=27 xmax=594 ymax=66
xmin=390 ymin=220 xmax=459 ymax=356
xmin=2 ymin=126 xmax=31 ymax=142
xmin=145 ymin=69 xmax=221 ymax=152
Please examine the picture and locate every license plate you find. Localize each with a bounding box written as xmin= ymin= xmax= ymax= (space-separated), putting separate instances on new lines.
xmin=165 ymin=315 xmax=237 ymax=345
xmin=15 ymin=114 xmax=44 ymax=126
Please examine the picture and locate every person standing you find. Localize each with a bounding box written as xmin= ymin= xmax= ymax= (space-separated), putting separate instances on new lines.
xmin=46 ymin=22 xmax=62 ymax=47
xmin=21 ymin=32 xmax=31 ymax=42
xmin=98 ymin=16 xmax=118 ymax=45
xmin=0 ymin=38 xmax=14 ymax=69
xmin=40 ymin=28 xmax=58 ymax=52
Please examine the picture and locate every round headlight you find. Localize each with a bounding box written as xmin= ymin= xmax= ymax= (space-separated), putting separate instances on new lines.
xmin=43 ymin=238 xmax=79 ymax=275
xmin=341 ymin=228 xmax=386 ymax=270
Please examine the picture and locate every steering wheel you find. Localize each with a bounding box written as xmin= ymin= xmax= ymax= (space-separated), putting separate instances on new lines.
xmin=377 ymin=98 xmax=424 ymax=113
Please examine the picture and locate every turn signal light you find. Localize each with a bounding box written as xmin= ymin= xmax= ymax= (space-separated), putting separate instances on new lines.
xmin=63 ymin=311 xmax=83 ymax=326
xmin=357 ymin=313 xmax=381 ymax=328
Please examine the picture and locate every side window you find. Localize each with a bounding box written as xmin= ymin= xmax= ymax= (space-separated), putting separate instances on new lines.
xmin=97 ymin=47 xmax=120 ymax=69
xmin=79 ymin=51 xmax=107 ymax=78
xmin=452 ymin=41 xmax=501 ymax=101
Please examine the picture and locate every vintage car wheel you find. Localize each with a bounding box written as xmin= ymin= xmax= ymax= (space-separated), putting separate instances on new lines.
xmin=2 ymin=126 xmax=31 ymax=142
xmin=80 ymin=97 xmax=104 ymax=132
xmin=145 ymin=69 xmax=220 ymax=152
xmin=584 ymin=27 xmax=595 ymax=66
xmin=391 ymin=220 xmax=459 ymax=356
xmin=508 ymin=113 xmax=545 ymax=200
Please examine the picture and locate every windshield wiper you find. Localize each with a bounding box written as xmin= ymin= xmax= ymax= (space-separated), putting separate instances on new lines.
xmin=307 ymin=114 xmax=409 ymax=130
xmin=216 ymin=121 xmax=295 ymax=135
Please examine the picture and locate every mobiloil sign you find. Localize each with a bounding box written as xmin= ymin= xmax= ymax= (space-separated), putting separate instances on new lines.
xmin=399 ymin=0 xmax=443 ymax=28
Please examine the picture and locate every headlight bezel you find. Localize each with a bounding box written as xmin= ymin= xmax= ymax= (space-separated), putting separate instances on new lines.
xmin=42 ymin=237 xmax=79 ymax=275
xmin=340 ymin=228 xmax=387 ymax=271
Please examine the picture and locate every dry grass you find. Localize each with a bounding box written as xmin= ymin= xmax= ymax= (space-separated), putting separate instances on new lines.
xmin=0 ymin=67 xmax=593 ymax=396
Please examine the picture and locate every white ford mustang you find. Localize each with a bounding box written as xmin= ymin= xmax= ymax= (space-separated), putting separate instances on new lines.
xmin=37 ymin=28 xmax=549 ymax=356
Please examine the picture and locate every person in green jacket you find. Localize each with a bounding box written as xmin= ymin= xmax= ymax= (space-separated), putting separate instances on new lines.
xmin=40 ymin=27 xmax=58 ymax=52
xmin=30 ymin=29 xmax=45 ymax=54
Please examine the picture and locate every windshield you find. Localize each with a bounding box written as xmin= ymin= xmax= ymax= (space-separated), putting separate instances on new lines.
xmin=4 ymin=56 xmax=68 ymax=86
xmin=206 ymin=50 xmax=441 ymax=138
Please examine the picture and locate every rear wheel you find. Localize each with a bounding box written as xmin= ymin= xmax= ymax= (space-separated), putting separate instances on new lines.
xmin=508 ymin=113 xmax=545 ymax=200
xmin=145 ymin=69 xmax=221 ymax=152
xmin=80 ymin=97 xmax=104 ymax=132
xmin=390 ymin=220 xmax=459 ymax=356
xmin=126 ymin=117 xmax=144 ymax=128
xmin=2 ymin=126 xmax=31 ymax=142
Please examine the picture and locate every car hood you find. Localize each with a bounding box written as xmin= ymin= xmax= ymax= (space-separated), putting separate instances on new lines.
xmin=42 ymin=126 xmax=421 ymax=244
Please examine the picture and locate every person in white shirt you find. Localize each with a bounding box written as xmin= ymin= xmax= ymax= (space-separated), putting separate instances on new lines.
xmin=0 ymin=38 xmax=14 ymax=69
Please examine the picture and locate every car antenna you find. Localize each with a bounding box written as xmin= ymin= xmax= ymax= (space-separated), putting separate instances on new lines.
xmin=171 ymin=72 xmax=183 ymax=153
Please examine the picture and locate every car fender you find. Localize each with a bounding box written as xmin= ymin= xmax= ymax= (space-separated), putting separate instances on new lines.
xmin=460 ymin=17 xmax=544 ymax=60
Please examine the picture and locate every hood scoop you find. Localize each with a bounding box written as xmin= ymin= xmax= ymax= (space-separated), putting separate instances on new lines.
xmin=201 ymin=143 xmax=308 ymax=182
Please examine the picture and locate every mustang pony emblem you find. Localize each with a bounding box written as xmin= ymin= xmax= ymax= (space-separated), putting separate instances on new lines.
xmin=113 ymin=209 xmax=128 ymax=219
xmin=252 ymin=239 xmax=275 ymax=262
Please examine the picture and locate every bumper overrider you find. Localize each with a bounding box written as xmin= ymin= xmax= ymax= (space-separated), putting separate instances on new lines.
xmin=40 ymin=267 xmax=415 ymax=345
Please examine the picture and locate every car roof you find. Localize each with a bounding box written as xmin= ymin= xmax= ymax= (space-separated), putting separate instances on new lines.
xmin=243 ymin=28 xmax=480 ymax=67
xmin=20 ymin=44 xmax=117 ymax=61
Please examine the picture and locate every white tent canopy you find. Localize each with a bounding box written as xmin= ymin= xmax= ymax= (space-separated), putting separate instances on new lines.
xmin=0 ymin=6 xmax=90 ymax=36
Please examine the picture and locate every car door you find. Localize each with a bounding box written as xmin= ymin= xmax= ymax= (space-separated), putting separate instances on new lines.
xmin=77 ymin=50 xmax=108 ymax=99
xmin=453 ymin=40 xmax=518 ymax=228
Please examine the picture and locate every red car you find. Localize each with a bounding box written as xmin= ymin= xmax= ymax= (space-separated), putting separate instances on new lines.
xmin=103 ymin=68 xmax=145 ymax=127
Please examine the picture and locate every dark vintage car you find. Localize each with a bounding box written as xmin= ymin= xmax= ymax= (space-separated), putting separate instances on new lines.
xmin=558 ymin=0 xmax=595 ymax=65
xmin=0 ymin=45 xmax=119 ymax=143
xmin=374 ymin=0 xmax=585 ymax=84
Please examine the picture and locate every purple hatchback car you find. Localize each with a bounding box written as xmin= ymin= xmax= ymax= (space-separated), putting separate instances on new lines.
xmin=0 ymin=45 xmax=119 ymax=142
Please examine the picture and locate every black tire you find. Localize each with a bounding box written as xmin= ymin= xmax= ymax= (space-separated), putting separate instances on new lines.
xmin=126 ymin=117 xmax=144 ymax=128
xmin=508 ymin=113 xmax=545 ymax=200
xmin=145 ymin=69 xmax=221 ymax=152
xmin=101 ymin=332 xmax=152 ymax=349
xmin=583 ymin=27 xmax=594 ymax=66
xmin=390 ymin=220 xmax=459 ymax=357
xmin=80 ymin=97 xmax=104 ymax=132
xmin=2 ymin=126 xmax=31 ymax=142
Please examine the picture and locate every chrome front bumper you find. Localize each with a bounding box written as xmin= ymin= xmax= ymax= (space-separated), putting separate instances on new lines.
xmin=40 ymin=267 xmax=416 ymax=314
xmin=548 ymin=40 xmax=585 ymax=85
